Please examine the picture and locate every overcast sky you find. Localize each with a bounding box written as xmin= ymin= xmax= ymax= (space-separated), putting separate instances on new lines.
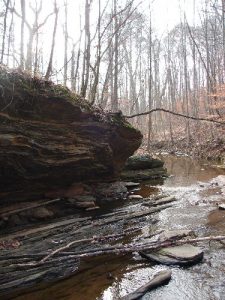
xmin=11 ymin=0 xmax=203 ymax=81
xmin=30 ymin=0 xmax=201 ymax=39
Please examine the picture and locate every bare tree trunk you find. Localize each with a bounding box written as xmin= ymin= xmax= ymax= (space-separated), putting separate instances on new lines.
xmin=25 ymin=29 xmax=35 ymax=71
xmin=90 ymin=0 xmax=101 ymax=105
xmin=20 ymin=0 xmax=25 ymax=69
xmin=34 ymin=30 xmax=39 ymax=75
xmin=6 ymin=0 xmax=15 ymax=66
xmin=147 ymin=8 xmax=152 ymax=151
xmin=71 ymin=44 xmax=75 ymax=91
xmin=63 ymin=0 xmax=68 ymax=86
xmin=222 ymin=0 xmax=225 ymax=81
xmin=33 ymin=1 xmax=42 ymax=75
xmin=112 ymin=0 xmax=119 ymax=111
xmin=1 ymin=0 xmax=10 ymax=63
xmin=45 ymin=1 xmax=59 ymax=80
xmin=81 ymin=0 xmax=91 ymax=98
xmin=100 ymin=60 xmax=111 ymax=108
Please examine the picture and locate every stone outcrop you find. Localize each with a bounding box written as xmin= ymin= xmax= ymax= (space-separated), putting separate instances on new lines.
xmin=121 ymin=154 xmax=167 ymax=181
xmin=0 ymin=67 xmax=142 ymax=203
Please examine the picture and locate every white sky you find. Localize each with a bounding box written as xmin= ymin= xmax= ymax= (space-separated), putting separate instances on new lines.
xmin=11 ymin=0 xmax=203 ymax=80
xmin=22 ymin=0 xmax=201 ymax=40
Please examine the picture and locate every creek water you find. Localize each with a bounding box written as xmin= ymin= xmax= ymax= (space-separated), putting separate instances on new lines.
xmin=7 ymin=155 xmax=225 ymax=300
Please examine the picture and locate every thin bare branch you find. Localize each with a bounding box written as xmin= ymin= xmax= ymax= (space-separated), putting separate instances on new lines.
xmin=125 ymin=108 xmax=225 ymax=125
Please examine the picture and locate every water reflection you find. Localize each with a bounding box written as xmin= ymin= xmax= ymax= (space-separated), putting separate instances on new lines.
xmin=162 ymin=155 xmax=223 ymax=187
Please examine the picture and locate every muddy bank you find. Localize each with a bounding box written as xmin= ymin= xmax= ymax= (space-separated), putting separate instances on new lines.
xmin=149 ymin=135 xmax=225 ymax=161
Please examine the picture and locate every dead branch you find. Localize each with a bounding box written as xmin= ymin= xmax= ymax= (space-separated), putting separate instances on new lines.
xmin=39 ymin=229 xmax=140 ymax=264
xmin=13 ymin=234 xmax=225 ymax=268
xmin=124 ymin=108 xmax=225 ymax=125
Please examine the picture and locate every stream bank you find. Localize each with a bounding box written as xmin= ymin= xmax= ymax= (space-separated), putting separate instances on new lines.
xmin=2 ymin=154 xmax=225 ymax=300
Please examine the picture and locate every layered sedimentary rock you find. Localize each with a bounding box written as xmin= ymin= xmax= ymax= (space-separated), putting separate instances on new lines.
xmin=0 ymin=67 xmax=142 ymax=202
xmin=121 ymin=154 xmax=167 ymax=181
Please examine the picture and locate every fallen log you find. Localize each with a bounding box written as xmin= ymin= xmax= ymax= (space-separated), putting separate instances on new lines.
xmin=121 ymin=270 xmax=172 ymax=300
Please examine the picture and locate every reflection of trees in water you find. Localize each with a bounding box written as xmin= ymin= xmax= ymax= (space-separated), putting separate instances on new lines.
xmin=163 ymin=155 xmax=223 ymax=186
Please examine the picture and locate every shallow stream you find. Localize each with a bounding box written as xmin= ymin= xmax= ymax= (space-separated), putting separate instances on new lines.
xmin=6 ymin=155 xmax=225 ymax=300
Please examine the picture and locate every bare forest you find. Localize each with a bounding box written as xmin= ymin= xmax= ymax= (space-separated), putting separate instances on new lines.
xmin=2 ymin=2 xmax=225 ymax=299
xmin=1 ymin=0 xmax=225 ymax=157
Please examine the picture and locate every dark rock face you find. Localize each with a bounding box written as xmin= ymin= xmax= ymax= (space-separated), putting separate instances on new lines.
xmin=121 ymin=154 xmax=167 ymax=181
xmin=121 ymin=168 xmax=167 ymax=181
xmin=124 ymin=154 xmax=164 ymax=170
xmin=0 ymin=67 xmax=142 ymax=202
xmin=94 ymin=181 xmax=128 ymax=202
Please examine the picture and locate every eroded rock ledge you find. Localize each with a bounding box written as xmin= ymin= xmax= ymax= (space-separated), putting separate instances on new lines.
xmin=0 ymin=67 xmax=142 ymax=203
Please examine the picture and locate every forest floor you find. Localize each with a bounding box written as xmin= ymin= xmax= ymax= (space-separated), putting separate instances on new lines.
xmin=140 ymin=121 xmax=225 ymax=161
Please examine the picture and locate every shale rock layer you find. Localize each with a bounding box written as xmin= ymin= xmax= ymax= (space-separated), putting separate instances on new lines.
xmin=0 ymin=67 xmax=142 ymax=202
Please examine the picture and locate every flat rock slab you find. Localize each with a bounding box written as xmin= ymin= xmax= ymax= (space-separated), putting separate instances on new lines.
xmin=128 ymin=195 xmax=143 ymax=200
xmin=160 ymin=244 xmax=203 ymax=260
xmin=123 ymin=182 xmax=140 ymax=188
xmin=141 ymin=244 xmax=203 ymax=266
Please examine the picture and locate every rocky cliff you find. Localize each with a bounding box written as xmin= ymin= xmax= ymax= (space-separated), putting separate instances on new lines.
xmin=0 ymin=67 xmax=142 ymax=203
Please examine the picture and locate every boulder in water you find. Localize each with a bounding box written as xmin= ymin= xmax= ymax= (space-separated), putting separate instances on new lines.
xmin=121 ymin=168 xmax=167 ymax=181
xmin=124 ymin=154 xmax=164 ymax=170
